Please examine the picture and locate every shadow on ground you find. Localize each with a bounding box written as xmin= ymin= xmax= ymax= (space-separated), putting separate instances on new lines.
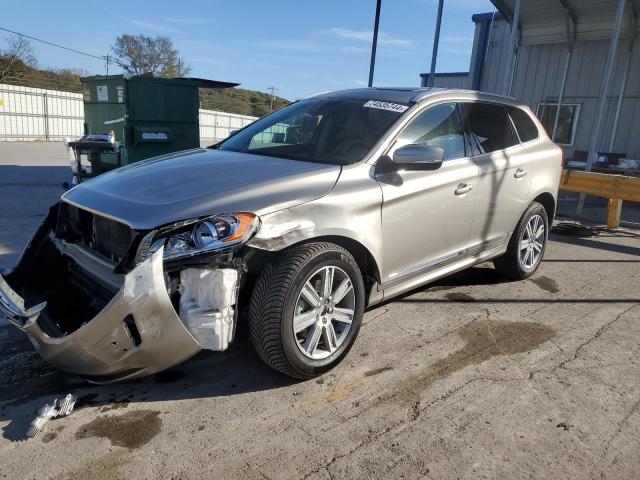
xmin=0 ymin=324 xmax=294 ymax=441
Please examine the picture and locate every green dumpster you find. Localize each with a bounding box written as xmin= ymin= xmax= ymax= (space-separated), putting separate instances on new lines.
xmin=79 ymin=75 xmax=238 ymax=173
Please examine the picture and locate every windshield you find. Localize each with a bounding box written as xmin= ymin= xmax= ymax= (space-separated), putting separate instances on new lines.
xmin=217 ymin=97 xmax=408 ymax=165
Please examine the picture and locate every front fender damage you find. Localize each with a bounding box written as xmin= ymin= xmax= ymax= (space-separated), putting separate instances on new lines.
xmin=0 ymin=207 xmax=244 ymax=383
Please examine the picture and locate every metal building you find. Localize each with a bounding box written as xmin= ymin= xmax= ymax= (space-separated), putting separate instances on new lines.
xmin=424 ymin=0 xmax=640 ymax=166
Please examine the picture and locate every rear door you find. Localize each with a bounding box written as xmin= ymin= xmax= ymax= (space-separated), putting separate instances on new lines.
xmin=461 ymin=102 xmax=533 ymax=250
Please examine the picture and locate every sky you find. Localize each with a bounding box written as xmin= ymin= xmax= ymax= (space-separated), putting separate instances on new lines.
xmin=0 ymin=0 xmax=495 ymax=100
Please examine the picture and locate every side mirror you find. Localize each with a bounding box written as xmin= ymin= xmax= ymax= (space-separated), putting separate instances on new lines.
xmin=393 ymin=144 xmax=444 ymax=170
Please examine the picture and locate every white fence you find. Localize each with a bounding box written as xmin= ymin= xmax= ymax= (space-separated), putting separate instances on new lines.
xmin=0 ymin=83 xmax=257 ymax=143
xmin=199 ymin=109 xmax=256 ymax=144
xmin=0 ymin=83 xmax=84 ymax=141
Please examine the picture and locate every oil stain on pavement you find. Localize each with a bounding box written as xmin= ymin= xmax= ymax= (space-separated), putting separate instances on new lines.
xmin=395 ymin=319 xmax=555 ymax=404
xmin=318 ymin=320 xmax=554 ymax=407
xmin=75 ymin=410 xmax=161 ymax=449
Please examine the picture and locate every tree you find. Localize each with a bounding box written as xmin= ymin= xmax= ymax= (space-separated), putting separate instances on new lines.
xmin=0 ymin=36 xmax=37 ymax=82
xmin=111 ymin=34 xmax=190 ymax=77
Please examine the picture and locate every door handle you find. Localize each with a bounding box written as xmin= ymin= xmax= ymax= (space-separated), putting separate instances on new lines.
xmin=514 ymin=168 xmax=528 ymax=178
xmin=455 ymin=183 xmax=472 ymax=196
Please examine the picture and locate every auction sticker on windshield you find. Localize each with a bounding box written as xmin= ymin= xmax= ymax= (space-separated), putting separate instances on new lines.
xmin=363 ymin=100 xmax=409 ymax=113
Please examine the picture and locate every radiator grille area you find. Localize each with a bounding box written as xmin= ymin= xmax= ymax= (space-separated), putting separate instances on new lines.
xmin=56 ymin=202 xmax=138 ymax=264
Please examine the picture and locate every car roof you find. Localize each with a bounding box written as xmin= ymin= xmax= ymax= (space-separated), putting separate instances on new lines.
xmin=312 ymin=87 xmax=519 ymax=106
xmin=314 ymin=87 xmax=442 ymax=104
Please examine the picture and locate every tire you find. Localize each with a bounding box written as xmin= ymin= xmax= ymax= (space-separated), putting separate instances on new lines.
xmin=248 ymin=242 xmax=365 ymax=379
xmin=493 ymin=201 xmax=549 ymax=280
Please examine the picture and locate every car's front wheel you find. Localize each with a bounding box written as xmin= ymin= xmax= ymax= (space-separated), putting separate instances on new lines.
xmin=248 ymin=242 xmax=365 ymax=379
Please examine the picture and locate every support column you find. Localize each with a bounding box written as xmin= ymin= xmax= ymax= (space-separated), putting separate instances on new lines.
xmin=503 ymin=0 xmax=521 ymax=96
xmin=426 ymin=0 xmax=445 ymax=88
xmin=43 ymin=92 xmax=49 ymax=142
xmin=578 ymin=0 xmax=626 ymax=215
xmin=608 ymin=6 xmax=636 ymax=152
xmin=551 ymin=1 xmax=576 ymax=143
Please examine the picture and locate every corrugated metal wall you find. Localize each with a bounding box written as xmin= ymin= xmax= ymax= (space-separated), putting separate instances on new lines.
xmin=0 ymin=83 xmax=257 ymax=143
xmin=431 ymin=74 xmax=471 ymax=89
xmin=478 ymin=18 xmax=640 ymax=159
xmin=479 ymin=19 xmax=512 ymax=94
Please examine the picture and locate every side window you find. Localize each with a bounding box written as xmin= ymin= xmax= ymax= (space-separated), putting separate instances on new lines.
xmin=507 ymin=106 xmax=539 ymax=143
xmin=463 ymin=103 xmax=519 ymax=154
xmin=393 ymin=103 xmax=466 ymax=160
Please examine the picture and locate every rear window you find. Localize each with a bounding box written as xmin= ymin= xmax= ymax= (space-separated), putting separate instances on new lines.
xmin=507 ymin=106 xmax=539 ymax=142
xmin=463 ymin=103 xmax=519 ymax=154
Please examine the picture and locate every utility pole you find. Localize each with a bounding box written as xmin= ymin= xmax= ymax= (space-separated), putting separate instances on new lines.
xmin=105 ymin=54 xmax=109 ymax=75
xmin=368 ymin=0 xmax=382 ymax=87
xmin=267 ymin=86 xmax=278 ymax=112
xmin=426 ymin=0 xmax=444 ymax=88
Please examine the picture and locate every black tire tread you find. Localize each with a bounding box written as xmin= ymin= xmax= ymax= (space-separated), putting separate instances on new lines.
xmin=248 ymin=242 xmax=356 ymax=379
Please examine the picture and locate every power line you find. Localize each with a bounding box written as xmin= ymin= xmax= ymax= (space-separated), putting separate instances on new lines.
xmin=0 ymin=26 xmax=106 ymax=61
xmin=0 ymin=26 xmax=128 ymax=70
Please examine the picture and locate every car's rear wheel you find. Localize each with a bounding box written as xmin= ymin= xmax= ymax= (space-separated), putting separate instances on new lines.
xmin=493 ymin=201 xmax=549 ymax=279
xmin=248 ymin=242 xmax=365 ymax=379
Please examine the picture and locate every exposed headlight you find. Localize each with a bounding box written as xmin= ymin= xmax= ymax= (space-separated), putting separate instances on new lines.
xmin=135 ymin=212 xmax=259 ymax=263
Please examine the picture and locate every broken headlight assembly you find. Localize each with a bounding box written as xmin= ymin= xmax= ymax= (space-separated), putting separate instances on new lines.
xmin=135 ymin=212 xmax=259 ymax=263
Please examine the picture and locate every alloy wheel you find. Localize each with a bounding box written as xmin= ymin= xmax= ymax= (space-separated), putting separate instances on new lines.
xmin=293 ymin=266 xmax=356 ymax=360
xmin=519 ymin=214 xmax=545 ymax=270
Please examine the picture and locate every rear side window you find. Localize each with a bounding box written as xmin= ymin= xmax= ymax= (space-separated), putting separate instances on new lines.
xmin=463 ymin=103 xmax=519 ymax=154
xmin=507 ymin=106 xmax=539 ymax=142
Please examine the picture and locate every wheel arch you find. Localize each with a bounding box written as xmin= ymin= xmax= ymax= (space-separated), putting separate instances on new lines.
xmin=290 ymin=235 xmax=381 ymax=287
xmin=247 ymin=235 xmax=381 ymax=295
xmin=531 ymin=191 xmax=556 ymax=224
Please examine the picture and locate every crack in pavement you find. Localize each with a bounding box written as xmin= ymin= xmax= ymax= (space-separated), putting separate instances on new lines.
xmin=557 ymin=304 xmax=639 ymax=371
xmin=300 ymin=375 xmax=520 ymax=480
xmin=598 ymin=396 xmax=640 ymax=463
xmin=529 ymin=303 xmax=639 ymax=381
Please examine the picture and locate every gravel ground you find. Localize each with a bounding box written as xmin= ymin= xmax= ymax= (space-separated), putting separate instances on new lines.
xmin=0 ymin=143 xmax=638 ymax=480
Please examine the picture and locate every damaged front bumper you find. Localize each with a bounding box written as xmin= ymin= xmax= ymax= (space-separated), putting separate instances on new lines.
xmin=0 ymin=207 xmax=241 ymax=383
xmin=1 ymin=249 xmax=202 ymax=382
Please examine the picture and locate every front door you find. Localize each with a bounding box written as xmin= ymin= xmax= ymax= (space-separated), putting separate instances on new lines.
xmin=377 ymin=102 xmax=479 ymax=285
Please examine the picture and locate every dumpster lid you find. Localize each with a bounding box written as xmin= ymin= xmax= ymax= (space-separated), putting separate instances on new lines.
xmin=178 ymin=78 xmax=240 ymax=89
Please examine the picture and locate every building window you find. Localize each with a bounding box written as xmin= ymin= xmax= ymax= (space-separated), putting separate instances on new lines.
xmin=536 ymin=103 xmax=580 ymax=145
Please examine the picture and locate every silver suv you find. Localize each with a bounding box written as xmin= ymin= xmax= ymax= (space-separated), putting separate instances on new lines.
xmin=0 ymin=88 xmax=561 ymax=382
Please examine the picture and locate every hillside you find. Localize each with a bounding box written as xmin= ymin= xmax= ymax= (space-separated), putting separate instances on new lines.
xmin=199 ymin=87 xmax=288 ymax=117
xmin=1 ymin=59 xmax=288 ymax=117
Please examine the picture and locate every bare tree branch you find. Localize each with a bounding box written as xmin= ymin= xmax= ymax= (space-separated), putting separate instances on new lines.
xmin=0 ymin=36 xmax=37 ymax=82
xmin=111 ymin=34 xmax=190 ymax=77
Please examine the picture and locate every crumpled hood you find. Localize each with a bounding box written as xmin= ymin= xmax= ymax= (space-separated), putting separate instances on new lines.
xmin=62 ymin=148 xmax=341 ymax=229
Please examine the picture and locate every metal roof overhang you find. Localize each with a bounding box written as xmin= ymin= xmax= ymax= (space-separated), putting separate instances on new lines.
xmin=491 ymin=0 xmax=639 ymax=45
